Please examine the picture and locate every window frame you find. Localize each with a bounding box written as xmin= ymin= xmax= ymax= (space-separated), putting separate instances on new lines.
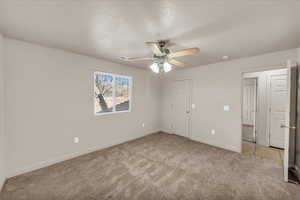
xmin=94 ymin=71 xmax=132 ymax=116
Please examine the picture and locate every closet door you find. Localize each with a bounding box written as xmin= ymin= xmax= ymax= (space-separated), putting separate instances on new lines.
xmin=171 ymin=80 xmax=191 ymax=138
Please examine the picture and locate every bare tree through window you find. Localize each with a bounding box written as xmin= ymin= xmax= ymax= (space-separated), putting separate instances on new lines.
xmin=94 ymin=72 xmax=131 ymax=114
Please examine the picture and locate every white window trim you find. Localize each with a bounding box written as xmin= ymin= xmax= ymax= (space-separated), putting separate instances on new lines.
xmin=94 ymin=71 xmax=132 ymax=116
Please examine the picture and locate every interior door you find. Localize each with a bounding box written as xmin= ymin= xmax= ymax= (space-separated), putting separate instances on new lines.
xmin=242 ymin=78 xmax=257 ymax=142
xmin=282 ymin=64 xmax=298 ymax=182
xmin=171 ymin=80 xmax=191 ymax=138
xmin=269 ymin=73 xmax=288 ymax=148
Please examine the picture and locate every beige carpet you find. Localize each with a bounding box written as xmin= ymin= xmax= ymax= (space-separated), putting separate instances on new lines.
xmin=1 ymin=132 xmax=299 ymax=200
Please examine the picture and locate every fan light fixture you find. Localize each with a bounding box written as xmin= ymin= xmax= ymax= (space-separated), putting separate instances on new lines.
xmin=120 ymin=40 xmax=200 ymax=73
xmin=150 ymin=63 xmax=159 ymax=73
xmin=150 ymin=62 xmax=173 ymax=73
xmin=163 ymin=62 xmax=172 ymax=73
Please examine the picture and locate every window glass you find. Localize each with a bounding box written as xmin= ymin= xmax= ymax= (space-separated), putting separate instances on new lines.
xmin=115 ymin=76 xmax=130 ymax=111
xmin=94 ymin=73 xmax=114 ymax=113
xmin=94 ymin=72 xmax=131 ymax=115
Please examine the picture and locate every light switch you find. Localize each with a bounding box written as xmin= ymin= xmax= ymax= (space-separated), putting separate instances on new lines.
xmin=211 ymin=129 xmax=215 ymax=135
xmin=191 ymin=104 xmax=196 ymax=109
xmin=74 ymin=137 xmax=79 ymax=144
xmin=142 ymin=123 xmax=145 ymax=127
xmin=223 ymin=105 xmax=230 ymax=111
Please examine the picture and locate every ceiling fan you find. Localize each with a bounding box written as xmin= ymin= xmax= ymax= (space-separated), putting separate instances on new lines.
xmin=120 ymin=40 xmax=200 ymax=73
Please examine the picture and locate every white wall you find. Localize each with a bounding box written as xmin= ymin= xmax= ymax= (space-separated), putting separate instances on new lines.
xmin=161 ymin=49 xmax=297 ymax=153
xmin=4 ymin=39 xmax=161 ymax=177
xmin=0 ymin=34 xmax=6 ymax=189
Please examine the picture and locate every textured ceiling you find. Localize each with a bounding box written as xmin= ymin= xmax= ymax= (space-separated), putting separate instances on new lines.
xmin=0 ymin=0 xmax=300 ymax=69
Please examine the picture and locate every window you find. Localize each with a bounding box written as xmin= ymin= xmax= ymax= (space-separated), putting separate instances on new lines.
xmin=94 ymin=72 xmax=132 ymax=115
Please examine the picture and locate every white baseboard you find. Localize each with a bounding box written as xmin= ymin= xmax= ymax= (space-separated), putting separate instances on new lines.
xmin=7 ymin=131 xmax=159 ymax=178
xmin=7 ymin=145 xmax=101 ymax=178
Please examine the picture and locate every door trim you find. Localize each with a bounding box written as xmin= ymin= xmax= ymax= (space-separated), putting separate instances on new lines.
xmin=283 ymin=63 xmax=292 ymax=182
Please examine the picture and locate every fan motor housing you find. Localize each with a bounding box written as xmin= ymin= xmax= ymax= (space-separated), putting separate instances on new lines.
xmin=158 ymin=40 xmax=168 ymax=48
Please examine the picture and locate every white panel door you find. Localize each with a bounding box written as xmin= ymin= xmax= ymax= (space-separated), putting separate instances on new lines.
xmin=269 ymin=74 xmax=288 ymax=149
xmin=242 ymin=78 xmax=256 ymax=125
xmin=282 ymin=64 xmax=297 ymax=182
xmin=171 ymin=80 xmax=191 ymax=138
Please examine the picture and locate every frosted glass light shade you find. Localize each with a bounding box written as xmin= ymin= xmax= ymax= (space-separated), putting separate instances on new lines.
xmin=163 ymin=62 xmax=172 ymax=72
xmin=150 ymin=63 xmax=160 ymax=73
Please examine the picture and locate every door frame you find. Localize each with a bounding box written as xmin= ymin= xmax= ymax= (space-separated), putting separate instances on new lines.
xmin=282 ymin=61 xmax=298 ymax=183
xmin=240 ymin=66 xmax=286 ymax=153
xmin=240 ymin=64 xmax=298 ymax=182
xmin=283 ymin=64 xmax=291 ymax=182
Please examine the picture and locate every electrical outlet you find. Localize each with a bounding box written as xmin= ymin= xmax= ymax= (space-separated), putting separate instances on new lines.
xmin=223 ymin=105 xmax=230 ymax=111
xmin=211 ymin=130 xmax=215 ymax=135
xmin=74 ymin=137 xmax=79 ymax=144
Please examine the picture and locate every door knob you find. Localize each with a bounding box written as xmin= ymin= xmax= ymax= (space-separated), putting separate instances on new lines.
xmin=186 ymin=111 xmax=190 ymax=114
xmin=280 ymin=125 xmax=296 ymax=130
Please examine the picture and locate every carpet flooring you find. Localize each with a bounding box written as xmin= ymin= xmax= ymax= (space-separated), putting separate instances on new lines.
xmin=1 ymin=132 xmax=299 ymax=200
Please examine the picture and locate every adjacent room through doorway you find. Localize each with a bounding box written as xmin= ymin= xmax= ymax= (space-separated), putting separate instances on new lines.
xmin=241 ymin=69 xmax=288 ymax=165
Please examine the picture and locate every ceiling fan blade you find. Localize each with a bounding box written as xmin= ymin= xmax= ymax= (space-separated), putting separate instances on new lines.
xmin=169 ymin=59 xmax=188 ymax=67
xmin=145 ymin=42 xmax=164 ymax=56
xmin=165 ymin=42 xmax=176 ymax=48
xmin=120 ymin=56 xmax=153 ymax=61
xmin=169 ymin=47 xmax=200 ymax=58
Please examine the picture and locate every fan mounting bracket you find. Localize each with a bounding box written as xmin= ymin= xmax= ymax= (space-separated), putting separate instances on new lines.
xmin=157 ymin=40 xmax=169 ymax=48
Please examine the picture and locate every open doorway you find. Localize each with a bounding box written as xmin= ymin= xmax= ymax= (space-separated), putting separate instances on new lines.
xmin=241 ymin=68 xmax=288 ymax=165
xmin=242 ymin=77 xmax=257 ymax=143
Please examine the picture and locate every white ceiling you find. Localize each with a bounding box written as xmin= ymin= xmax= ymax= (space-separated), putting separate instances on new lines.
xmin=0 ymin=0 xmax=300 ymax=68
